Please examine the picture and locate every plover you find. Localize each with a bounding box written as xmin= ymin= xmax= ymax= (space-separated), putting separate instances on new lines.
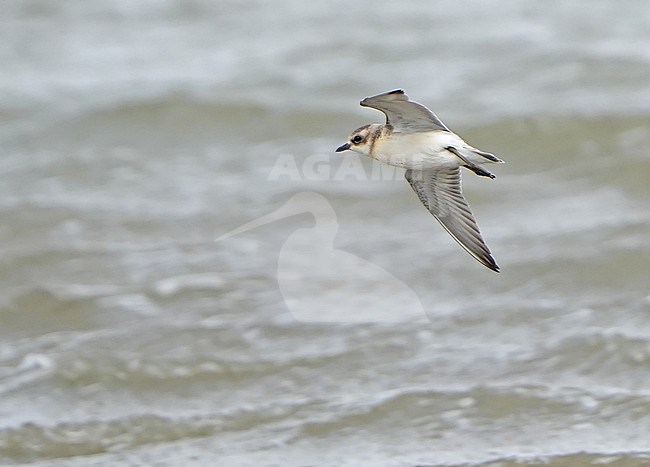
xmin=336 ymin=89 xmax=503 ymax=272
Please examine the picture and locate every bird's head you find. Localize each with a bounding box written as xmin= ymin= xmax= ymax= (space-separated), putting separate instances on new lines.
xmin=335 ymin=124 xmax=381 ymax=156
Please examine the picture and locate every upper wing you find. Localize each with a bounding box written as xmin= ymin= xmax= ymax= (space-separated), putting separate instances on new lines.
xmin=360 ymin=89 xmax=449 ymax=133
xmin=405 ymin=167 xmax=500 ymax=272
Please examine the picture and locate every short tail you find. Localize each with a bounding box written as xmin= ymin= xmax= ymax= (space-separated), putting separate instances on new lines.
xmin=446 ymin=145 xmax=501 ymax=179
xmin=467 ymin=147 xmax=504 ymax=163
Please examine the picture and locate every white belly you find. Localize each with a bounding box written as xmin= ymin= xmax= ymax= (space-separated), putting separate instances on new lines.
xmin=370 ymin=131 xmax=463 ymax=170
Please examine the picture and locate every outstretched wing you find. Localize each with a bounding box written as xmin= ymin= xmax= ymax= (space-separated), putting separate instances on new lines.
xmin=405 ymin=167 xmax=500 ymax=272
xmin=360 ymin=89 xmax=449 ymax=133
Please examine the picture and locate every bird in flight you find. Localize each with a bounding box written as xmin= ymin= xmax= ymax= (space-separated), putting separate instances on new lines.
xmin=336 ymin=89 xmax=503 ymax=272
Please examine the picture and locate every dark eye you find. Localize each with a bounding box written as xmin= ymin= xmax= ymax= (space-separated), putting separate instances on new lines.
xmin=352 ymin=135 xmax=363 ymax=144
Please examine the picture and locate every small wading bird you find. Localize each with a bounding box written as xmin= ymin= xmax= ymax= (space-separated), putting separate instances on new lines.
xmin=336 ymin=89 xmax=503 ymax=272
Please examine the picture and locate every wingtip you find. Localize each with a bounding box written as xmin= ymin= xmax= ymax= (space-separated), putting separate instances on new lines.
xmin=360 ymin=89 xmax=407 ymax=107
xmin=485 ymin=259 xmax=500 ymax=273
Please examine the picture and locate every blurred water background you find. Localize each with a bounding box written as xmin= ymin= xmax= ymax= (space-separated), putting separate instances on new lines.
xmin=1 ymin=0 xmax=649 ymax=465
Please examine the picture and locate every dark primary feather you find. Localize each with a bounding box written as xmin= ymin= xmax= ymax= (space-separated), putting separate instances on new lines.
xmin=405 ymin=167 xmax=500 ymax=272
xmin=360 ymin=89 xmax=449 ymax=133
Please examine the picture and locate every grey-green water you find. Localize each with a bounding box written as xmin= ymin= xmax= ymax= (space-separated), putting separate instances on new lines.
xmin=1 ymin=1 xmax=649 ymax=465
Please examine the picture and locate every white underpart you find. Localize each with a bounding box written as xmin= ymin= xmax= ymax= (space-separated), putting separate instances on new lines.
xmin=361 ymin=130 xmax=493 ymax=171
